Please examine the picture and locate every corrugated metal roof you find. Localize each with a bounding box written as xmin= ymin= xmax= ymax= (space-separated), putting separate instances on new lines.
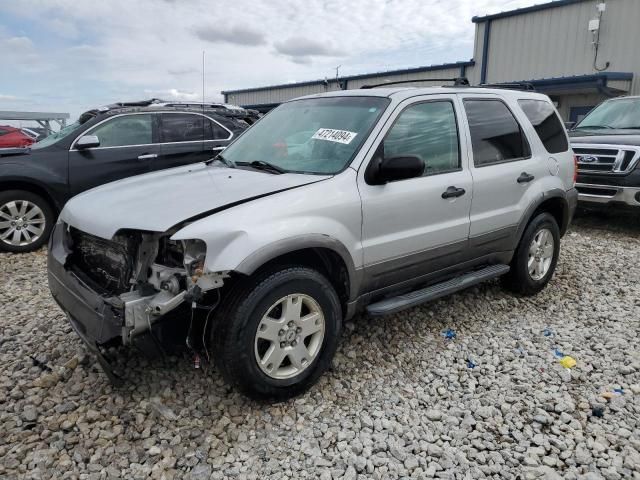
xmin=221 ymin=61 xmax=474 ymax=95
xmin=472 ymin=0 xmax=590 ymax=23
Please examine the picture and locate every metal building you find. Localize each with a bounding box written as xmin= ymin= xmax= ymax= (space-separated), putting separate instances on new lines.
xmin=222 ymin=0 xmax=639 ymax=121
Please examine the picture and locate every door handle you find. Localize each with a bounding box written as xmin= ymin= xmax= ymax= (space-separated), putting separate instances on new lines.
xmin=441 ymin=186 xmax=466 ymax=199
xmin=211 ymin=146 xmax=226 ymax=152
xmin=137 ymin=153 xmax=158 ymax=160
xmin=517 ymin=172 xmax=535 ymax=183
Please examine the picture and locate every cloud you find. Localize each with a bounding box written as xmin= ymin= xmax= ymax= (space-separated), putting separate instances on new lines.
xmin=193 ymin=24 xmax=266 ymax=46
xmin=168 ymin=67 xmax=199 ymax=76
xmin=144 ymin=88 xmax=200 ymax=101
xmin=0 ymin=94 xmax=18 ymax=101
xmin=0 ymin=0 xmax=540 ymax=119
xmin=274 ymin=36 xmax=342 ymax=59
xmin=4 ymin=35 xmax=34 ymax=51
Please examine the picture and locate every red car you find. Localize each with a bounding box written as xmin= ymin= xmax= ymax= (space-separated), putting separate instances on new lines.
xmin=0 ymin=125 xmax=36 ymax=148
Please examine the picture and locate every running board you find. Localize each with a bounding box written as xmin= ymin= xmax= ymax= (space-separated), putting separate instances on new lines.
xmin=366 ymin=264 xmax=510 ymax=316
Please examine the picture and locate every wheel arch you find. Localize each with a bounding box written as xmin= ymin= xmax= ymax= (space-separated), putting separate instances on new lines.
xmin=234 ymin=235 xmax=361 ymax=315
xmin=514 ymin=189 xmax=570 ymax=249
xmin=0 ymin=179 xmax=61 ymax=215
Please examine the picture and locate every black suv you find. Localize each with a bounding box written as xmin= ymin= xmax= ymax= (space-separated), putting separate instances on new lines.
xmin=570 ymin=96 xmax=640 ymax=210
xmin=0 ymin=101 xmax=257 ymax=252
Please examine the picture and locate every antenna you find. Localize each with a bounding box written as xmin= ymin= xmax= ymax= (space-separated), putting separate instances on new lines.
xmin=202 ymin=51 xmax=205 ymax=142
xmin=202 ymin=51 xmax=206 ymax=105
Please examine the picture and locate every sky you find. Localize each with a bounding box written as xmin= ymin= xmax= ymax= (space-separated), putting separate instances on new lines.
xmin=0 ymin=0 xmax=541 ymax=121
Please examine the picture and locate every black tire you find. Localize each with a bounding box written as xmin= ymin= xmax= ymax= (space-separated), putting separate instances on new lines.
xmin=211 ymin=266 xmax=342 ymax=401
xmin=0 ymin=190 xmax=54 ymax=253
xmin=502 ymin=212 xmax=560 ymax=296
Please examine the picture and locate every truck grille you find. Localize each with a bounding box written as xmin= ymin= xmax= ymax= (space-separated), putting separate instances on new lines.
xmin=68 ymin=228 xmax=138 ymax=295
xmin=572 ymin=144 xmax=640 ymax=174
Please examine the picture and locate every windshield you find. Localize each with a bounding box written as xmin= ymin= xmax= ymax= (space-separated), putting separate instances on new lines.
xmin=221 ymin=96 xmax=390 ymax=174
xmin=576 ymin=98 xmax=640 ymax=130
xmin=31 ymin=120 xmax=84 ymax=149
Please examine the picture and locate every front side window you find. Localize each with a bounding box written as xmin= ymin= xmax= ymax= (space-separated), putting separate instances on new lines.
xmin=0 ymin=128 xmax=8 ymax=137
xmin=464 ymin=99 xmax=530 ymax=167
xmin=221 ymin=96 xmax=390 ymax=175
xmin=383 ymin=101 xmax=460 ymax=176
xmin=89 ymin=114 xmax=153 ymax=148
xmin=161 ymin=113 xmax=204 ymax=142
xmin=518 ymin=99 xmax=568 ymax=154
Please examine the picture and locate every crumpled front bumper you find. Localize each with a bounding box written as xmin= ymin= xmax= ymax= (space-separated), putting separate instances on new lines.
xmin=47 ymin=222 xmax=124 ymax=383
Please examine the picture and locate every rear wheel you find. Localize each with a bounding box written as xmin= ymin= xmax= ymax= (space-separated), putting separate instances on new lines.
xmin=502 ymin=212 xmax=560 ymax=295
xmin=0 ymin=190 xmax=54 ymax=253
xmin=212 ymin=266 xmax=342 ymax=400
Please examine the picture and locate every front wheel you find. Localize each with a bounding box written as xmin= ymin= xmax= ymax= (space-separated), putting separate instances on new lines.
xmin=502 ymin=212 xmax=560 ymax=295
xmin=212 ymin=266 xmax=342 ymax=400
xmin=0 ymin=190 xmax=54 ymax=253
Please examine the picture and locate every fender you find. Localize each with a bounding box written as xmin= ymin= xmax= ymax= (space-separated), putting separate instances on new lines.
xmin=0 ymin=162 xmax=68 ymax=211
xmin=235 ymin=234 xmax=362 ymax=300
xmin=512 ymin=188 xmax=574 ymax=250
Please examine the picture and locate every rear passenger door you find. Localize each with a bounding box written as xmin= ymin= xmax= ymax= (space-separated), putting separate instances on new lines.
xmin=460 ymin=95 xmax=547 ymax=251
xmin=157 ymin=113 xmax=232 ymax=171
xmin=358 ymin=96 xmax=473 ymax=291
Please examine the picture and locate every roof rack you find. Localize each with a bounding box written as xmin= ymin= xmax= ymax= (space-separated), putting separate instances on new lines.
xmin=479 ymin=82 xmax=536 ymax=91
xmin=361 ymin=77 xmax=470 ymax=89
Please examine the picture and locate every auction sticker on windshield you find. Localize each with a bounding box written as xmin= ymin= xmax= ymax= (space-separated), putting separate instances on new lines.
xmin=312 ymin=128 xmax=358 ymax=145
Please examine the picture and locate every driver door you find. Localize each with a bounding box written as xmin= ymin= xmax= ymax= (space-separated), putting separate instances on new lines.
xmin=358 ymin=95 xmax=473 ymax=292
xmin=68 ymin=113 xmax=159 ymax=196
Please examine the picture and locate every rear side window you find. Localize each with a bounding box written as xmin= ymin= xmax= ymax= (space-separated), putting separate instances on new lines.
xmin=161 ymin=113 xmax=206 ymax=142
xmin=90 ymin=114 xmax=153 ymax=147
xmin=464 ymin=99 xmax=530 ymax=167
xmin=518 ymin=99 xmax=568 ymax=154
xmin=383 ymin=101 xmax=460 ymax=176
xmin=204 ymin=118 xmax=231 ymax=140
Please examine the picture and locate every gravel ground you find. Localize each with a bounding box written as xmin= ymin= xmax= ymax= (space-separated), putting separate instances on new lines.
xmin=1 ymin=211 xmax=639 ymax=480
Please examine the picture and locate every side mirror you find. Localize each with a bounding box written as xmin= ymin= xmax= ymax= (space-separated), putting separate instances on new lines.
xmin=564 ymin=121 xmax=576 ymax=130
xmin=367 ymin=154 xmax=424 ymax=185
xmin=76 ymin=135 xmax=100 ymax=149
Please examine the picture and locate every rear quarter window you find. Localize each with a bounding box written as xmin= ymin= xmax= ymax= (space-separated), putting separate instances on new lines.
xmin=518 ymin=99 xmax=568 ymax=154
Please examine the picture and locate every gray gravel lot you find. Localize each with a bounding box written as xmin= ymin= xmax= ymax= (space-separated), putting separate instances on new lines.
xmin=1 ymin=212 xmax=639 ymax=480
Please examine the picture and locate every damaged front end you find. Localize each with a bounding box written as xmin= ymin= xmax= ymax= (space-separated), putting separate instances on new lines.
xmin=48 ymin=221 xmax=225 ymax=365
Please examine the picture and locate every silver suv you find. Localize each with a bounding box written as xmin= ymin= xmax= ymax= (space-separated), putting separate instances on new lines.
xmin=48 ymin=87 xmax=578 ymax=399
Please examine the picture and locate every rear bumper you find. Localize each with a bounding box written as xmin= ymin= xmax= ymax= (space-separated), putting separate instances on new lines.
xmin=47 ymin=222 xmax=123 ymax=345
xmin=576 ymin=183 xmax=640 ymax=207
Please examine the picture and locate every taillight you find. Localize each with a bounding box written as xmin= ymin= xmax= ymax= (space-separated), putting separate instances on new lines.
xmin=573 ymin=155 xmax=578 ymax=184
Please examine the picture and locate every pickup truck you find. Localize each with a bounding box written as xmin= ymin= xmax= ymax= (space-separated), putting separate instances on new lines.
xmin=570 ymin=96 xmax=640 ymax=209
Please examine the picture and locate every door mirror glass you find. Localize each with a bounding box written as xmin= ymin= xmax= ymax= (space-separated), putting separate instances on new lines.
xmin=372 ymin=155 xmax=425 ymax=184
xmin=76 ymin=135 xmax=100 ymax=149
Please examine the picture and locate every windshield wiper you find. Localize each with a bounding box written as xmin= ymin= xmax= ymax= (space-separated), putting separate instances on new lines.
xmin=237 ymin=160 xmax=286 ymax=174
xmin=205 ymin=154 xmax=234 ymax=167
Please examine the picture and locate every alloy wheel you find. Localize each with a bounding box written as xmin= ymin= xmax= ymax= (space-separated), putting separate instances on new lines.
xmin=0 ymin=200 xmax=46 ymax=247
xmin=528 ymin=227 xmax=554 ymax=281
xmin=254 ymin=293 xmax=325 ymax=380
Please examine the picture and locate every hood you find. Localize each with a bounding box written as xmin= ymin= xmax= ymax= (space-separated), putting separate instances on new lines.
xmin=61 ymin=163 xmax=328 ymax=239
xmin=569 ymin=130 xmax=640 ymax=146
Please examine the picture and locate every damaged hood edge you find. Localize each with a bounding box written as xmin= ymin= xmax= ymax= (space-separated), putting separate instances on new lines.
xmin=60 ymin=163 xmax=329 ymax=239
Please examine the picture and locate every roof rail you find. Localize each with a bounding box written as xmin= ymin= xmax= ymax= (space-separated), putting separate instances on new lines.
xmin=479 ymin=82 xmax=536 ymax=91
xmin=360 ymin=77 xmax=470 ymax=89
